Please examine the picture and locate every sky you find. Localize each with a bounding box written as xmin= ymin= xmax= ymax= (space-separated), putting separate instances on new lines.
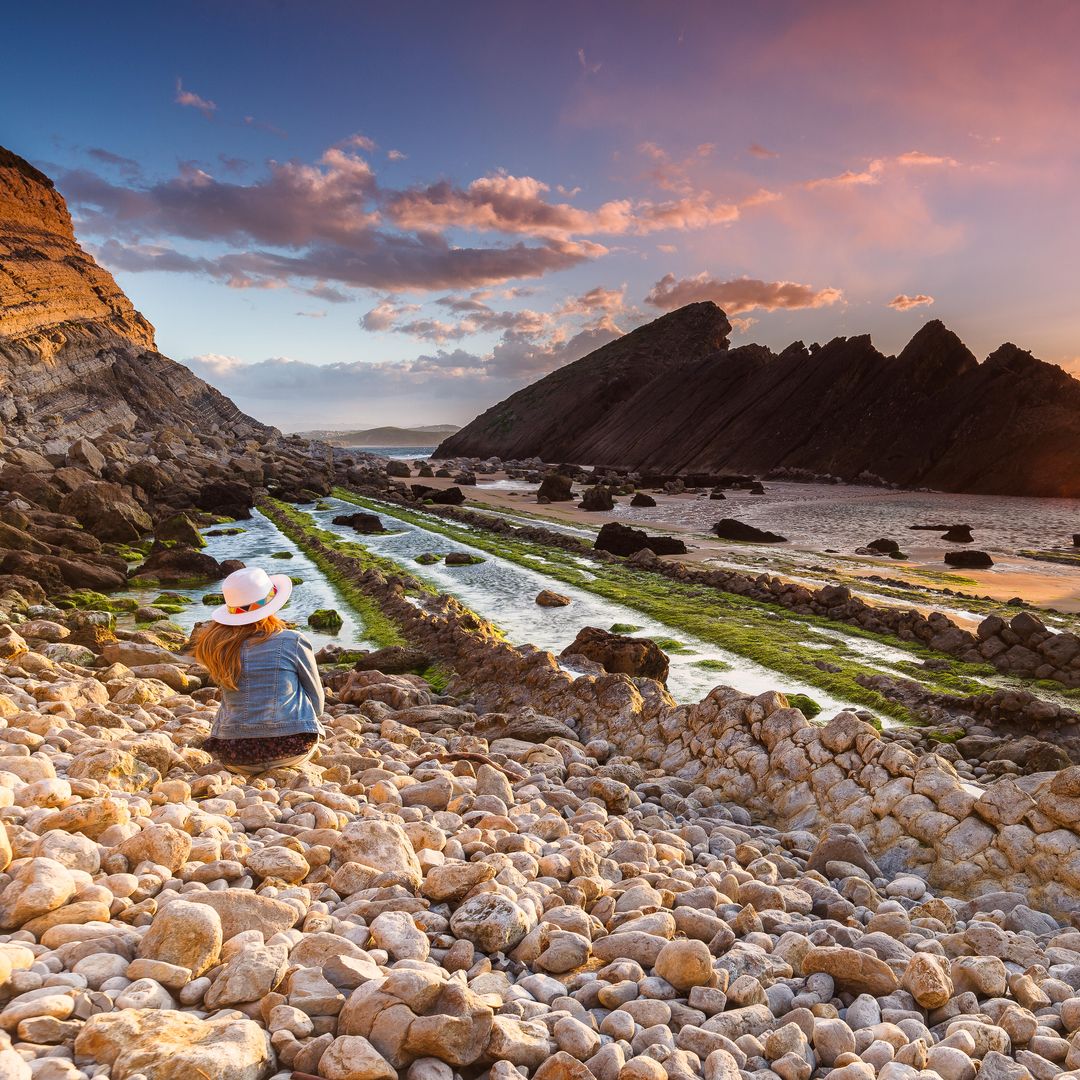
xmin=5 ymin=0 xmax=1080 ymax=431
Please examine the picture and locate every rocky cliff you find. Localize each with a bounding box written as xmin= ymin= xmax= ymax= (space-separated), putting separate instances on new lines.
xmin=437 ymin=304 xmax=1080 ymax=497
xmin=0 ymin=146 xmax=267 ymax=446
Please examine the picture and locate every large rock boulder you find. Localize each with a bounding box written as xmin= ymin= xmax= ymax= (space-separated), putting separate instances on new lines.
xmin=630 ymin=492 xmax=656 ymax=507
xmin=131 ymin=545 xmax=223 ymax=584
xmin=154 ymin=512 xmax=204 ymax=547
xmin=944 ymin=550 xmax=994 ymax=568
xmin=59 ymin=482 xmax=151 ymax=542
xmin=74 ymin=1009 xmax=272 ymax=1080
xmin=560 ymin=626 xmax=670 ymax=683
xmin=411 ymin=484 xmax=466 ymax=505
xmin=196 ymin=480 xmax=254 ymax=519
xmin=333 ymin=511 xmax=386 ymax=533
xmin=536 ymin=473 xmax=574 ymax=502
xmin=712 ymin=518 xmax=788 ymax=543
xmin=942 ymin=524 xmax=974 ymax=542
xmin=579 ymin=486 xmax=614 ymax=512
xmin=594 ymin=522 xmax=686 ymax=557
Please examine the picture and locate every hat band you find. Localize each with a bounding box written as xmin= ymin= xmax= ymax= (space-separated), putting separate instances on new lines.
xmin=227 ymin=584 xmax=277 ymax=615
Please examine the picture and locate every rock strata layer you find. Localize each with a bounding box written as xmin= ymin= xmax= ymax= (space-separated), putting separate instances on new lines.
xmin=0 ymin=147 xmax=266 ymax=445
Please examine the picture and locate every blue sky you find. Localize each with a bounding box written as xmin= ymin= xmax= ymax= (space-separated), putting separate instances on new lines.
xmin=6 ymin=0 xmax=1079 ymax=429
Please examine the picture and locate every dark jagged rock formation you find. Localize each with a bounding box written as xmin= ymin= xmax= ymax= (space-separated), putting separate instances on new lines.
xmin=438 ymin=302 xmax=1080 ymax=498
xmin=332 ymin=511 xmax=387 ymax=534
xmin=712 ymin=518 xmax=788 ymax=543
xmin=594 ymin=522 xmax=687 ymax=557
xmin=436 ymin=302 xmax=732 ymax=461
xmin=0 ymin=147 xmax=268 ymax=444
xmin=945 ymin=550 xmax=994 ymax=568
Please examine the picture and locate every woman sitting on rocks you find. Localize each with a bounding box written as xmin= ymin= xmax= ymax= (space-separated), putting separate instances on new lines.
xmin=194 ymin=566 xmax=325 ymax=774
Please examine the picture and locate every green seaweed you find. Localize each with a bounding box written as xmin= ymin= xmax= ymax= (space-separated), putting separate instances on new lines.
xmin=335 ymin=488 xmax=1020 ymax=724
xmin=786 ymin=693 xmax=823 ymax=719
xmin=264 ymin=501 xmax=413 ymax=649
xmin=308 ymin=608 xmax=344 ymax=632
xmin=52 ymin=590 xmax=138 ymax=614
xmin=609 ymin=623 xmax=643 ymax=634
xmin=650 ymin=636 xmax=695 ymax=654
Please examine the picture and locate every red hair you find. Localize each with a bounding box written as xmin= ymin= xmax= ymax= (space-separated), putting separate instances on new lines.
xmin=191 ymin=615 xmax=287 ymax=690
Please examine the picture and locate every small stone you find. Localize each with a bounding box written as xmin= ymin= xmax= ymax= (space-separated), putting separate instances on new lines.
xmin=654 ymin=938 xmax=714 ymax=991
xmin=903 ymin=953 xmax=953 ymax=1008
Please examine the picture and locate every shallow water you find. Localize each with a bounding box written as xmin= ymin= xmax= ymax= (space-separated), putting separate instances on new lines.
xmin=311 ymin=497 xmax=862 ymax=712
xmin=117 ymin=510 xmax=373 ymax=652
xmin=357 ymin=445 xmax=436 ymax=461
xmin=482 ymin=478 xmax=1080 ymax=557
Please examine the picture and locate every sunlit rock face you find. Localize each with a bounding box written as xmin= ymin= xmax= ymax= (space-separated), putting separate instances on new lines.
xmin=0 ymin=146 xmax=267 ymax=445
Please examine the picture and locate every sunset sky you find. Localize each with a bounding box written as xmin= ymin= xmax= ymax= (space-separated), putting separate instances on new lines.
xmin=7 ymin=0 xmax=1079 ymax=430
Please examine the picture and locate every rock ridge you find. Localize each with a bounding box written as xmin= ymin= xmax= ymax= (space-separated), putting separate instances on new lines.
xmin=437 ymin=305 xmax=1080 ymax=497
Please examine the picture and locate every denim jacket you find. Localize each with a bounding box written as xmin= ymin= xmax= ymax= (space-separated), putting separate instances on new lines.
xmin=210 ymin=629 xmax=326 ymax=740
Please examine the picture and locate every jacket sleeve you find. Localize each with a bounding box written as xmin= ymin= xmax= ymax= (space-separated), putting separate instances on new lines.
xmin=294 ymin=634 xmax=326 ymax=720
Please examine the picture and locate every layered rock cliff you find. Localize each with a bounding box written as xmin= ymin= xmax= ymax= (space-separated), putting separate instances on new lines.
xmin=438 ymin=304 xmax=1080 ymax=497
xmin=0 ymin=146 xmax=266 ymax=445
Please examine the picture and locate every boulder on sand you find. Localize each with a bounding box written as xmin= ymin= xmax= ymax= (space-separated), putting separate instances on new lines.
xmin=579 ymin=486 xmax=615 ymax=512
xmin=865 ymin=538 xmax=900 ymax=555
xmin=945 ymin=550 xmax=994 ymax=569
xmin=630 ymin=492 xmax=656 ymax=507
xmin=537 ymin=474 xmax=574 ymax=502
xmin=942 ymin=524 xmax=974 ymax=542
xmin=559 ymin=626 xmax=669 ymax=683
xmin=712 ymin=519 xmax=787 ymax=543
xmin=594 ymin=522 xmax=687 ymax=557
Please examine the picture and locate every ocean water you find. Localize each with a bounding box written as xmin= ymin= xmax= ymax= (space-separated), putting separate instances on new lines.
xmin=311 ymin=497 xmax=860 ymax=710
xmin=354 ymin=445 xmax=436 ymax=460
xmin=117 ymin=510 xmax=374 ymax=652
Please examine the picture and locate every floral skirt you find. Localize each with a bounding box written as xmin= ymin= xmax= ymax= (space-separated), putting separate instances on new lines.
xmin=203 ymin=733 xmax=319 ymax=774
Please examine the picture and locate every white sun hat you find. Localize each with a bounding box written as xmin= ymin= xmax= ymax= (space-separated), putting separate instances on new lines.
xmin=211 ymin=566 xmax=293 ymax=626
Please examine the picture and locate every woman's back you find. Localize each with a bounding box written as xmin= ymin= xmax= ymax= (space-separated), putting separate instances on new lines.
xmin=211 ymin=627 xmax=325 ymax=740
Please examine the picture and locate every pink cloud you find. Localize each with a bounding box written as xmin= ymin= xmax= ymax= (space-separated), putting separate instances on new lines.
xmin=385 ymin=171 xmax=762 ymax=239
xmin=888 ymin=293 xmax=935 ymax=311
xmin=557 ymin=285 xmax=626 ymax=316
xmin=730 ymin=316 xmax=758 ymax=333
xmin=645 ymin=272 xmax=844 ymax=315
xmin=806 ymin=158 xmax=886 ymax=190
xmin=185 ymin=324 xmax=622 ymax=427
xmin=748 ymin=143 xmax=780 ymax=159
xmin=361 ymin=298 xmax=420 ymax=331
xmin=896 ymin=150 xmax=960 ymax=168
xmin=174 ymin=79 xmax=216 ymax=119
xmin=387 ymin=149 xmax=407 ymax=161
